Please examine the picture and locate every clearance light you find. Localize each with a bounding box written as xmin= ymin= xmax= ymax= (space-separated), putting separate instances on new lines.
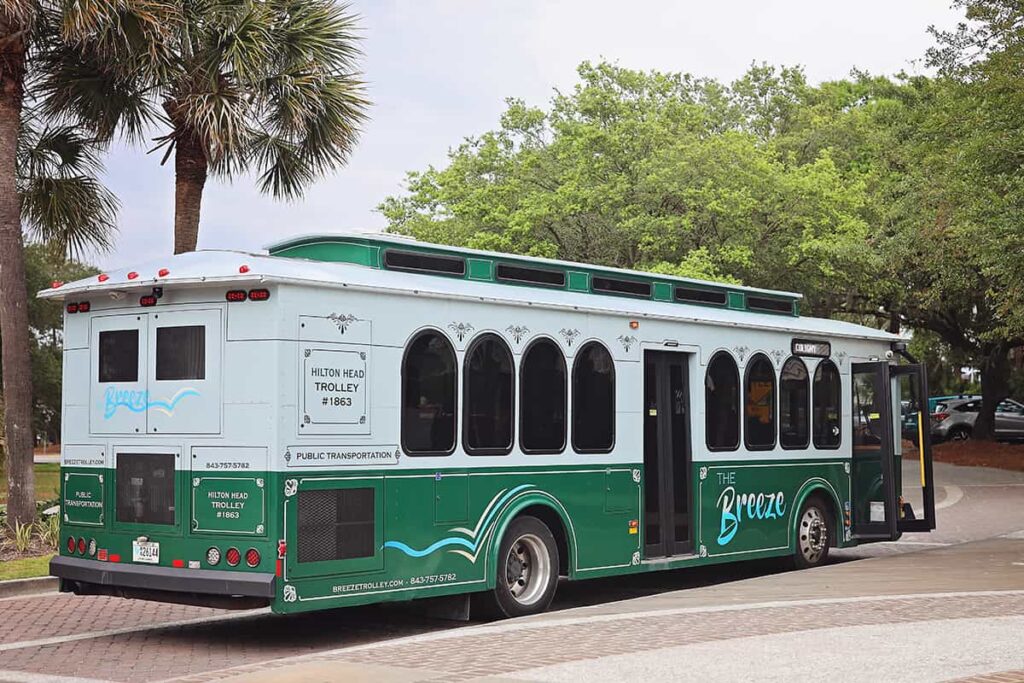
xmin=206 ymin=547 xmax=221 ymax=566
xmin=127 ymin=271 xmax=139 ymax=280
xmin=629 ymin=320 xmax=640 ymax=329
xmin=88 ymin=539 xmax=97 ymax=557
xmin=225 ymin=290 xmax=247 ymax=302
xmin=239 ymin=265 xmax=250 ymax=274
xmin=97 ymin=549 xmax=108 ymax=562
xmin=172 ymin=559 xmax=185 ymax=568
xmin=277 ymin=540 xmax=287 ymax=559
xmin=245 ymin=548 xmax=261 ymax=568
xmin=247 ymin=288 xmax=270 ymax=301
xmin=158 ymin=268 xmax=170 ymax=277
xmin=225 ymin=547 xmax=241 ymax=567
xmin=139 ymin=294 xmax=158 ymax=307
xmin=78 ymin=301 xmax=90 ymax=312
xmin=67 ymin=537 xmax=76 ymax=554
xmin=77 ymin=538 xmax=86 ymax=555
xmin=98 ymin=274 xmax=109 ymax=282
xmin=51 ymin=280 xmax=63 ymax=289
xmin=66 ymin=303 xmax=79 ymax=314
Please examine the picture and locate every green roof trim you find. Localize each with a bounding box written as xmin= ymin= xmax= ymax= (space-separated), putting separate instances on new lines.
xmin=268 ymin=234 xmax=801 ymax=317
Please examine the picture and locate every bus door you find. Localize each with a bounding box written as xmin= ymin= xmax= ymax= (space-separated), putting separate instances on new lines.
xmin=851 ymin=362 xmax=936 ymax=540
xmin=643 ymin=350 xmax=693 ymax=558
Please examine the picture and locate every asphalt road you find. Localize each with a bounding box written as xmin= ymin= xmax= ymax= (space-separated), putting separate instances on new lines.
xmin=1 ymin=460 xmax=1022 ymax=683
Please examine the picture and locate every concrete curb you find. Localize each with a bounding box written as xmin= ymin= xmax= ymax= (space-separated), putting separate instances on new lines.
xmin=0 ymin=576 xmax=57 ymax=599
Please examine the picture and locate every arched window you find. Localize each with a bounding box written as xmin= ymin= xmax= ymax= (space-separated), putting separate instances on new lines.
xmin=779 ymin=357 xmax=809 ymax=449
xmin=464 ymin=334 xmax=515 ymax=455
xmin=744 ymin=354 xmax=776 ymax=450
xmin=520 ymin=339 xmax=567 ymax=454
xmin=705 ymin=351 xmax=740 ymax=451
xmin=813 ymin=360 xmax=842 ymax=449
xmin=401 ymin=330 xmax=457 ymax=455
xmin=572 ymin=342 xmax=615 ymax=452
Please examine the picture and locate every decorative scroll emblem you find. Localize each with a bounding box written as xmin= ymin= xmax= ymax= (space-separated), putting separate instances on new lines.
xmin=283 ymin=585 xmax=297 ymax=602
xmin=328 ymin=313 xmax=358 ymax=334
xmin=559 ymin=328 xmax=581 ymax=347
xmin=770 ymin=349 xmax=785 ymax=366
xmin=284 ymin=449 xmax=291 ymax=463
xmin=631 ymin=469 xmax=641 ymax=484
xmin=631 ymin=551 xmax=641 ymax=566
xmin=844 ymin=462 xmax=851 ymax=474
xmin=617 ymin=335 xmax=637 ymax=352
xmin=256 ymin=478 xmax=264 ymax=488
xmin=699 ymin=544 xmax=708 ymax=558
xmin=699 ymin=466 xmax=708 ymax=481
xmin=284 ymin=479 xmax=298 ymax=497
xmin=256 ymin=524 xmax=265 ymax=535
xmin=192 ymin=477 xmax=200 ymax=487
xmin=448 ymin=322 xmax=474 ymax=342
xmin=506 ymin=325 xmax=529 ymax=344
xmin=834 ymin=350 xmax=848 ymax=367
xmin=733 ymin=345 xmax=749 ymax=362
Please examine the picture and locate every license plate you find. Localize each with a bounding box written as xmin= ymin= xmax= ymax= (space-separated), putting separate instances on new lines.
xmin=132 ymin=540 xmax=160 ymax=564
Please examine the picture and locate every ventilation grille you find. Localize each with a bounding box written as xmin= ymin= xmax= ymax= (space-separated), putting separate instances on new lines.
xmin=297 ymin=488 xmax=375 ymax=563
xmin=384 ymin=249 xmax=465 ymax=276
xmin=592 ymin=276 xmax=652 ymax=298
xmin=116 ymin=453 xmax=175 ymax=525
xmin=496 ymin=263 xmax=566 ymax=287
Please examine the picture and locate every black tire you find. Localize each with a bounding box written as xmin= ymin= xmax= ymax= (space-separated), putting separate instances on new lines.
xmin=476 ymin=516 xmax=559 ymax=619
xmin=793 ymin=496 xmax=832 ymax=569
xmin=948 ymin=426 xmax=971 ymax=441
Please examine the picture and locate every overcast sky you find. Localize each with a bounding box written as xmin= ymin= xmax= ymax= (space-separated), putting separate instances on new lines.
xmin=96 ymin=0 xmax=966 ymax=269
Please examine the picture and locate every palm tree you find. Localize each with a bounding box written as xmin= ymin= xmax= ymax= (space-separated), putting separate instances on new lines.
xmin=0 ymin=1 xmax=122 ymax=527
xmin=43 ymin=0 xmax=369 ymax=254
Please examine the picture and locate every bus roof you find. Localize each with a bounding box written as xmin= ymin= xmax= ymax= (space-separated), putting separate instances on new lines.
xmin=39 ymin=247 xmax=901 ymax=344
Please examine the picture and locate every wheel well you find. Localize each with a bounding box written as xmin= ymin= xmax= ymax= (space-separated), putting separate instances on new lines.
xmin=805 ymin=490 xmax=839 ymax=548
xmin=516 ymin=505 xmax=570 ymax=576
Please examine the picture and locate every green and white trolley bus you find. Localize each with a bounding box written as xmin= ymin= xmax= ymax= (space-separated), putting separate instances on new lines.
xmin=47 ymin=233 xmax=936 ymax=617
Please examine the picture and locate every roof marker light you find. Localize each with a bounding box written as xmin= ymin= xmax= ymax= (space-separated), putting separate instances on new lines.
xmin=127 ymin=271 xmax=139 ymax=280
xmin=158 ymin=268 xmax=170 ymax=277
xmin=51 ymin=280 xmax=63 ymax=289
xmin=98 ymin=274 xmax=109 ymax=282
xmin=239 ymin=265 xmax=250 ymax=274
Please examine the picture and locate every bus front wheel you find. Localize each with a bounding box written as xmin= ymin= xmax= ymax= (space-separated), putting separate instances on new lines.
xmin=479 ymin=516 xmax=559 ymax=619
xmin=793 ymin=497 xmax=832 ymax=569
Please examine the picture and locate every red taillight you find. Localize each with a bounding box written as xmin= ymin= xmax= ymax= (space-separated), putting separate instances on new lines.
xmin=108 ymin=554 xmax=121 ymax=563
xmin=127 ymin=271 xmax=138 ymax=280
xmin=225 ymin=290 xmax=247 ymax=302
xmin=78 ymin=301 xmax=90 ymax=312
xmin=172 ymin=559 xmax=185 ymax=568
xmin=225 ymin=547 xmax=241 ymax=567
xmin=98 ymin=273 xmax=109 ymax=282
xmin=158 ymin=268 xmax=170 ymax=277
xmin=245 ymin=549 xmax=261 ymax=568
xmin=67 ymin=537 xmax=76 ymax=553
xmin=66 ymin=302 xmax=79 ymax=314
xmin=239 ymin=265 xmax=250 ymax=274
xmin=933 ymin=412 xmax=950 ymax=423
xmin=247 ymin=288 xmax=270 ymax=301
xmin=77 ymin=537 xmax=86 ymax=555
xmin=139 ymin=294 xmax=157 ymax=307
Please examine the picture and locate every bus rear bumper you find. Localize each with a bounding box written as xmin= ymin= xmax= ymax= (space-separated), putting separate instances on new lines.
xmin=50 ymin=556 xmax=275 ymax=608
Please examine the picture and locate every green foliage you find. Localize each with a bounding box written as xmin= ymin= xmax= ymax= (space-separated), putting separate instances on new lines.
xmin=11 ymin=521 xmax=34 ymax=553
xmin=36 ymin=514 xmax=59 ymax=550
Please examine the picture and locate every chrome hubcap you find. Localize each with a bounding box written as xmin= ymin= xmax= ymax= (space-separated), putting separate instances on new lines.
xmin=799 ymin=507 xmax=828 ymax=564
xmin=505 ymin=533 xmax=550 ymax=606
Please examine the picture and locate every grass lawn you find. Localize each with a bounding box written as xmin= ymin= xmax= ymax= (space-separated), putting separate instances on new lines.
xmin=0 ymin=463 xmax=61 ymax=504
xmin=0 ymin=553 xmax=54 ymax=580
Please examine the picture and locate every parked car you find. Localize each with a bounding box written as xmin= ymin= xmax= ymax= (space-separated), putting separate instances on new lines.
xmin=931 ymin=397 xmax=1024 ymax=442
xmin=927 ymin=394 xmax=981 ymax=414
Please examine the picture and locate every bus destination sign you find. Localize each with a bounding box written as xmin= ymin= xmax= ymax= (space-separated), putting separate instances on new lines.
xmin=791 ymin=338 xmax=831 ymax=358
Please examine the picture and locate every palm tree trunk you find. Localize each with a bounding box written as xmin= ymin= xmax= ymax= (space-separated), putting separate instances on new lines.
xmin=173 ymin=132 xmax=208 ymax=254
xmin=0 ymin=29 xmax=36 ymax=528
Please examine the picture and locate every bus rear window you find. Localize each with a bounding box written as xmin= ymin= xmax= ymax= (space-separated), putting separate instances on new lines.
xmin=156 ymin=326 xmax=206 ymax=380
xmin=98 ymin=330 xmax=139 ymax=382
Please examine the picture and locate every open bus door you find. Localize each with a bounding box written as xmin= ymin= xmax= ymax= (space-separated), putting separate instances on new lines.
xmin=851 ymin=362 xmax=936 ymax=540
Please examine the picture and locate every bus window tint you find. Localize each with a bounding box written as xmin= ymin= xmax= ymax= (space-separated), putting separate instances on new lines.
xmin=156 ymin=326 xmax=206 ymax=380
xmin=402 ymin=331 xmax=457 ymax=455
xmin=705 ymin=352 xmax=739 ymax=450
xmin=779 ymin=357 xmax=809 ymax=449
xmin=745 ymin=354 xmax=776 ymax=450
xmin=98 ymin=330 xmax=139 ymax=382
xmin=572 ymin=342 xmax=615 ymax=452
xmin=520 ymin=339 xmax=567 ymax=453
xmin=813 ymin=360 xmax=842 ymax=448
xmin=464 ymin=334 xmax=514 ymax=454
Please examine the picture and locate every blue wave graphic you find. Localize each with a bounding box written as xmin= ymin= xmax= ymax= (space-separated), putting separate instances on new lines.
xmin=103 ymin=387 xmax=200 ymax=419
xmin=383 ymin=484 xmax=534 ymax=559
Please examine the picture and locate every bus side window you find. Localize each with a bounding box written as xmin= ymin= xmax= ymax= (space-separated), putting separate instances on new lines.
xmin=401 ymin=330 xmax=457 ymax=456
xmin=705 ymin=351 xmax=740 ymax=451
xmin=463 ymin=333 xmax=515 ymax=455
xmin=780 ymin=357 xmax=810 ymax=449
xmin=520 ymin=338 xmax=567 ymax=454
xmin=812 ymin=359 xmax=842 ymax=449
xmin=744 ymin=353 xmax=777 ymax=451
xmin=572 ymin=342 xmax=615 ymax=453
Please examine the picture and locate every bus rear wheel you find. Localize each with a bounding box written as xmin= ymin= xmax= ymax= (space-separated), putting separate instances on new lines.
xmin=793 ymin=497 xmax=832 ymax=569
xmin=480 ymin=516 xmax=559 ymax=619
